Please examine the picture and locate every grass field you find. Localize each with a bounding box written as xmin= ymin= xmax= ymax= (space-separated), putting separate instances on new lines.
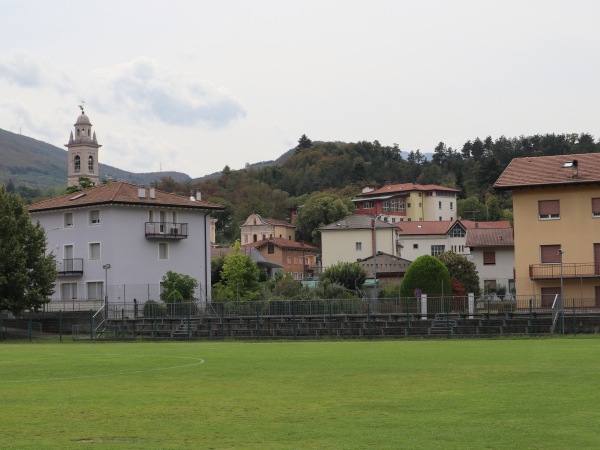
xmin=1 ymin=338 xmax=600 ymax=449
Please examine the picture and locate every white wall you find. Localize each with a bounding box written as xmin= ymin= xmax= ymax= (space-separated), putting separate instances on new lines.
xmin=321 ymin=228 xmax=397 ymax=269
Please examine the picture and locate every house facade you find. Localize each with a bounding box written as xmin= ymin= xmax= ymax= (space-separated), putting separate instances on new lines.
xmin=242 ymin=237 xmax=318 ymax=280
xmin=352 ymin=183 xmax=459 ymax=223
xmin=29 ymin=182 xmax=223 ymax=304
xmin=240 ymin=214 xmax=295 ymax=244
xmin=465 ymin=227 xmax=515 ymax=295
xmin=495 ymin=153 xmax=600 ymax=305
xmin=320 ymin=215 xmax=400 ymax=270
xmin=397 ymin=219 xmax=512 ymax=262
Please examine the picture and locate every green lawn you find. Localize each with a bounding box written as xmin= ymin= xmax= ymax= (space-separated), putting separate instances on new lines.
xmin=1 ymin=338 xmax=599 ymax=449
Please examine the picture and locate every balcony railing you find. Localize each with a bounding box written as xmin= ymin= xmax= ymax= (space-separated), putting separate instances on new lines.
xmin=56 ymin=258 xmax=84 ymax=276
xmin=529 ymin=262 xmax=600 ymax=279
xmin=145 ymin=222 xmax=188 ymax=239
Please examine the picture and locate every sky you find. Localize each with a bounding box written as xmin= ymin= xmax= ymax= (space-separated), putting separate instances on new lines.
xmin=1 ymin=0 xmax=600 ymax=179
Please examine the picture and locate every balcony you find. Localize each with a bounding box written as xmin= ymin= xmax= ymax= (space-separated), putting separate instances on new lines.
xmin=529 ymin=262 xmax=600 ymax=280
xmin=145 ymin=222 xmax=188 ymax=239
xmin=56 ymin=258 xmax=84 ymax=276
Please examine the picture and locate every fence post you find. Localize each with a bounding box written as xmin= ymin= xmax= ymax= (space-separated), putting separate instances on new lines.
xmin=329 ymin=302 xmax=333 ymax=337
xmin=59 ymin=310 xmax=62 ymax=343
xmin=29 ymin=311 xmax=33 ymax=342
xmin=0 ymin=310 xmax=3 ymax=342
xmin=420 ymin=294 xmax=427 ymax=320
xmin=220 ymin=305 xmax=224 ymax=340
xmin=90 ymin=309 xmax=94 ymax=340
xmin=367 ymin=303 xmax=371 ymax=338
xmin=292 ymin=302 xmax=297 ymax=340
xmin=256 ymin=303 xmax=260 ymax=341
xmin=487 ymin=298 xmax=491 ymax=338
xmin=406 ymin=298 xmax=410 ymax=337
xmin=121 ymin=308 xmax=125 ymax=338
xmin=529 ymin=298 xmax=532 ymax=336
xmin=468 ymin=293 xmax=474 ymax=319
xmin=572 ymin=299 xmax=576 ymax=336
xmin=188 ymin=304 xmax=192 ymax=341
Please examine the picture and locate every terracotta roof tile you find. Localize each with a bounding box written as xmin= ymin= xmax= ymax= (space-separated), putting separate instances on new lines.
xmin=320 ymin=214 xmax=396 ymax=230
xmin=243 ymin=237 xmax=318 ymax=252
xmin=396 ymin=219 xmax=511 ymax=236
xmin=494 ymin=152 xmax=600 ymax=189
xmin=28 ymin=182 xmax=224 ymax=212
xmin=358 ymin=183 xmax=459 ymax=197
xmin=465 ymin=228 xmax=514 ymax=247
xmin=263 ymin=217 xmax=295 ymax=228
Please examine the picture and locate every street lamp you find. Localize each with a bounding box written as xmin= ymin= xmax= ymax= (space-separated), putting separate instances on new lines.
xmin=103 ymin=264 xmax=111 ymax=304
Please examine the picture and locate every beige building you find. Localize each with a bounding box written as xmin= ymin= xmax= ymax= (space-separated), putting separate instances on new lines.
xmin=320 ymin=215 xmax=400 ymax=269
xmin=240 ymin=214 xmax=295 ymax=244
xmin=352 ymin=183 xmax=459 ymax=223
xmin=495 ymin=153 xmax=600 ymax=306
xmin=66 ymin=107 xmax=101 ymax=187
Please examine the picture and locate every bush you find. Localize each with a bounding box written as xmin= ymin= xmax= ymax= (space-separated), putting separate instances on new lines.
xmin=400 ymin=255 xmax=452 ymax=298
xmin=143 ymin=300 xmax=167 ymax=317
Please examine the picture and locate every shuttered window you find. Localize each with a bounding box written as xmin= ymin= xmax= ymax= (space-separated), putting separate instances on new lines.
xmin=540 ymin=244 xmax=561 ymax=263
xmin=592 ymin=198 xmax=600 ymax=217
xmin=483 ymin=251 xmax=496 ymax=265
xmin=538 ymin=200 xmax=560 ymax=219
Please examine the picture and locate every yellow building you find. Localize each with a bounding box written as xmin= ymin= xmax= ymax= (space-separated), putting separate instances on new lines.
xmin=240 ymin=214 xmax=295 ymax=244
xmin=495 ymin=153 xmax=600 ymax=306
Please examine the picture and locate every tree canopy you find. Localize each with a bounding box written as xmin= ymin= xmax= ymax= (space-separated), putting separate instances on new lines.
xmin=212 ymin=241 xmax=262 ymax=301
xmin=320 ymin=262 xmax=367 ymax=292
xmin=436 ymin=251 xmax=480 ymax=295
xmin=160 ymin=271 xmax=199 ymax=303
xmin=0 ymin=186 xmax=56 ymax=315
xmin=294 ymin=192 xmax=353 ymax=244
xmin=400 ymin=255 xmax=452 ymax=298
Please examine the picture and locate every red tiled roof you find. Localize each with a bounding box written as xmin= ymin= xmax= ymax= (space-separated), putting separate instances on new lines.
xmin=396 ymin=219 xmax=511 ymax=235
xmin=465 ymin=228 xmax=514 ymax=247
xmin=494 ymin=152 xmax=600 ymax=189
xmin=243 ymin=237 xmax=318 ymax=252
xmin=28 ymin=182 xmax=224 ymax=212
xmin=358 ymin=183 xmax=459 ymax=197
xmin=264 ymin=217 xmax=295 ymax=228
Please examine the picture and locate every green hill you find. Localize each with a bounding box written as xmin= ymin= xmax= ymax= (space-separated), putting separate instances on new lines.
xmin=0 ymin=128 xmax=192 ymax=190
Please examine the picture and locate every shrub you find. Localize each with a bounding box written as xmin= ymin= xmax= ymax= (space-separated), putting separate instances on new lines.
xmin=143 ymin=300 xmax=167 ymax=317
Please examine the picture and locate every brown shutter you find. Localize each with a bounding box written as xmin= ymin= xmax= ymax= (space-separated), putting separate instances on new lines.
xmin=538 ymin=200 xmax=560 ymax=216
xmin=540 ymin=244 xmax=561 ymax=263
xmin=592 ymin=198 xmax=600 ymax=215
xmin=483 ymin=251 xmax=496 ymax=265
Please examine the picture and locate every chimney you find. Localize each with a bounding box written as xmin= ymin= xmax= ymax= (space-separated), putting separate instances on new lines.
xmin=137 ymin=186 xmax=146 ymax=198
xmin=149 ymin=188 xmax=156 ymax=199
xmin=572 ymin=159 xmax=579 ymax=178
xmin=196 ymin=190 xmax=202 ymax=201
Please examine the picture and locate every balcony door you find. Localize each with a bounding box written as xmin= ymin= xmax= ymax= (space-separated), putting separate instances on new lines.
xmin=64 ymin=245 xmax=74 ymax=272
xmin=540 ymin=287 xmax=561 ymax=308
xmin=595 ymin=243 xmax=600 ymax=276
xmin=596 ymin=286 xmax=600 ymax=308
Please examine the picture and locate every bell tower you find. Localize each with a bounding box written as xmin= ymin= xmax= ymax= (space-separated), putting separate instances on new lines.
xmin=65 ymin=105 xmax=102 ymax=187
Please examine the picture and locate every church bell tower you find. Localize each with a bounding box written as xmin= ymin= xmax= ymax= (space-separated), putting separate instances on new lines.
xmin=65 ymin=106 xmax=102 ymax=187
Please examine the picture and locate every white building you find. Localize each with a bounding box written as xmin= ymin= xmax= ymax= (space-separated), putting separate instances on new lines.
xmin=465 ymin=227 xmax=515 ymax=294
xmin=29 ymin=182 xmax=223 ymax=304
xmin=320 ymin=215 xmax=400 ymax=269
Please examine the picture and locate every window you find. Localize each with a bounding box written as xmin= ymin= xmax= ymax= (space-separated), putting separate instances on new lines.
xmin=88 ymin=155 xmax=94 ymax=172
xmin=382 ymin=201 xmax=389 ymax=212
xmin=60 ymin=283 xmax=77 ymax=301
xmin=438 ymin=201 xmax=442 ymax=209
xmin=268 ymin=243 xmax=275 ymax=254
xmin=293 ymin=272 xmax=298 ymax=280
xmin=89 ymin=243 xmax=100 ymax=260
xmin=450 ymin=202 xmax=453 ymax=210
xmin=356 ymin=242 xmax=362 ymax=251
xmin=87 ymin=282 xmax=103 ymax=300
xmin=64 ymin=212 xmax=73 ymax=228
xmin=391 ymin=218 xmax=396 ymax=223
xmin=439 ymin=217 xmax=442 ymax=221
xmin=538 ymin=200 xmax=560 ymax=219
xmin=431 ymin=245 xmax=445 ymax=256
xmin=413 ymin=244 xmax=419 ymax=249
xmin=593 ymin=198 xmax=600 ymax=217
xmin=159 ymin=242 xmax=169 ymax=260
xmin=74 ymin=155 xmax=80 ymax=173
xmin=363 ymin=200 xmax=374 ymax=209
xmin=483 ymin=251 xmax=496 ymax=265
xmin=89 ymin=209 xmax=100 ymax=225
xmin=484 ymin=280 xmax=497 ymax=293
xmin=149 ymin=210 xmax=154 ymax=222
xmin=448 ymin=225 xmax=466 ymax=238
xmin=541 ymin=244 xmax=561 ymax=263
xmin=287 ymin=256 xmax=292 ymax=264
xmin=407 ymin=203 xmax=411 ymax=208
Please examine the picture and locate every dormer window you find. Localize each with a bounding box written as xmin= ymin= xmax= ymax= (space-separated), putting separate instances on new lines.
xmin=74 ymin=155 xmax=80 ymax=172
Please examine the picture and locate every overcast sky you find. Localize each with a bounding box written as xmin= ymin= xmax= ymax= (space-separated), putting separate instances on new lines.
xmin=1 ymin=1 xmax=599 ymax=178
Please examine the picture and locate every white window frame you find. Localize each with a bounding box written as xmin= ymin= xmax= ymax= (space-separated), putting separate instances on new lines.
xmin=89 ymin=242 xmax=101 ymax=260
xmin=159 ymin=242 xmax=169 ymax=260
xmin=86 ymin=281 xmax=103 ymax=300
xmin=356 ymin=242 xmax=362 ymax=251
xmin=89 ymin=209 xmax=100 ymax=225
xmin=64 ymin=212 xmax=73 ymax=228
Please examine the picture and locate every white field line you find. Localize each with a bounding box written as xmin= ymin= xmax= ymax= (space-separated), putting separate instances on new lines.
xmin=6 ymin=354 xmax=205 ymax=383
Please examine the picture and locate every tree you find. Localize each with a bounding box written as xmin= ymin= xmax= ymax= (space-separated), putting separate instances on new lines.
xmin=271 ymin=273 xmax=304 ymax=299
xmin=213 ymin=241 xmax=261 ymax=301
xmin=0 ymin=186 xmax=56 ymax=315
xmin=65 ymin=177 xmax=94 ymax=194
xmin=160 ymin=271 xmax=199 ymax=303
xmin=295 ymin=134 xmax=313 ymax=154
xmin=294 ymin=192 xmax=352 ymax=244
xmin=400 ymin=255 xmax=451 ymax=298
xmin=320 ymin=262 xmax=367 ymax=292
xmin=436 ymin=251 xmax=480 ymax=296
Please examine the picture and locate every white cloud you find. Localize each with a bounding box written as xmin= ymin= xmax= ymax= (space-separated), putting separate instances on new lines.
xmin=0 ymin=51 xmax=71 ymax=93
xmin=92 ymin=57 xmax=246 ymax=129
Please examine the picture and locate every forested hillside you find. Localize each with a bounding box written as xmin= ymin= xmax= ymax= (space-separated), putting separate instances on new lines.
xmin=152 ymin=133 xmax=600 ymax=244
